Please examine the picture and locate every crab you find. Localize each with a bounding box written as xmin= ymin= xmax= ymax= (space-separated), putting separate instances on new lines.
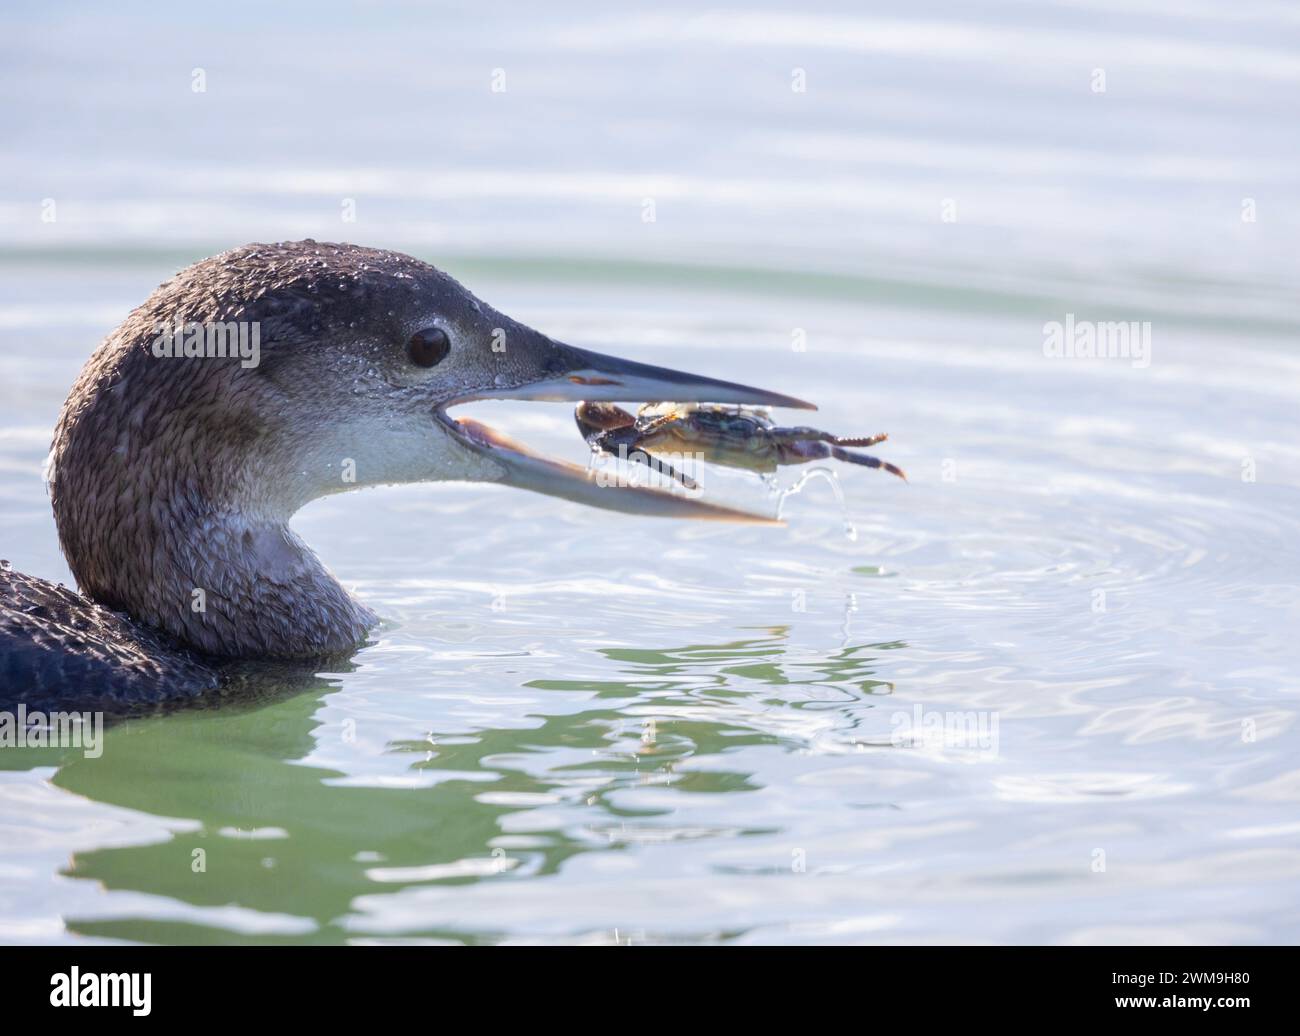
xmin=575 ymin=401 xmax=906 ymax=491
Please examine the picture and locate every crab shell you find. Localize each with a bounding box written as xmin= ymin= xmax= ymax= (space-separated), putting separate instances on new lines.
xmin=626 ymin=404 xmax=783 ymax=468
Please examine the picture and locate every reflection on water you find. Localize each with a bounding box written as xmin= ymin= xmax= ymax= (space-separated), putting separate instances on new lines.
xmin=17 ymin=631 xmax=896 ymax=944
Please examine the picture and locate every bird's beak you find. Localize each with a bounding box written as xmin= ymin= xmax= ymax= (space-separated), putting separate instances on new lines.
xmin=477 ymin=342 xmax=816 ymax=412
xmin=436 ymin=341 xmax=816 ymax=523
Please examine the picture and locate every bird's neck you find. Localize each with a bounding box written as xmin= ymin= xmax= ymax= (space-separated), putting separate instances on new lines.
xmin=153 ymin=510 xmax=377 ymax=660
xmin=53 ymin=472 xmax=376 ymax=661
xmin=48 ymin=345 xmax=380 ymax=660
xmin=106 ymin=505 xmax=372 ymax=660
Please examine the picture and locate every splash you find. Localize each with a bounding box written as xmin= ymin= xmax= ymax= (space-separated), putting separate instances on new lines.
xmin=776 ymin=466 xmax=857 ymax=541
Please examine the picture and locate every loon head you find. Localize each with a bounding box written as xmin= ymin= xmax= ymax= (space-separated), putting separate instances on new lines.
xmin=48 ymin=240 xmax=811 ymax=661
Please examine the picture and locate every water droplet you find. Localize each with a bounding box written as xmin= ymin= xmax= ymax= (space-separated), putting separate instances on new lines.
xmin=777 ymin=467 xmax=857 ymax=540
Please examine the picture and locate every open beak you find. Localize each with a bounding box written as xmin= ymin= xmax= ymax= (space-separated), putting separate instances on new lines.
xmin=437 ymin=342 xmax=816 ymax=523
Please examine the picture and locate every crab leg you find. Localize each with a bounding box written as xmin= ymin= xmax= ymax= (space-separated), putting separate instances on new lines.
xmin=830 ymin=433 xmax=889 ymax=448
xmin=771 ymin=427 xmax=889 ymax=449
xmin=595 ymin=442 xmax=700 ymax=492
xmin=828 ymin=446 xmax=907 ymax=481
xmin=630 ymin=449 xmax=700 ymax=492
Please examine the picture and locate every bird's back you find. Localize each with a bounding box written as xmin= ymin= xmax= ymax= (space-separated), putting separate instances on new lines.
xmin=0 ymin=564 xmax=220 ymax=713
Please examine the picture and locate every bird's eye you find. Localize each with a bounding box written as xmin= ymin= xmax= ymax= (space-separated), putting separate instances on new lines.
xmin=407 ymin=327 xmax=451 ymax=368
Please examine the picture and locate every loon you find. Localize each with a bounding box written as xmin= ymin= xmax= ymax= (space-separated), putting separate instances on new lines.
xmin=0 ymin=241 xmax=811 ymax=713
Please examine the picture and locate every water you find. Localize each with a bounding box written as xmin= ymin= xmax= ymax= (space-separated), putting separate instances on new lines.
xmin=2 ymin=0 xmax=1299 ymax=944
